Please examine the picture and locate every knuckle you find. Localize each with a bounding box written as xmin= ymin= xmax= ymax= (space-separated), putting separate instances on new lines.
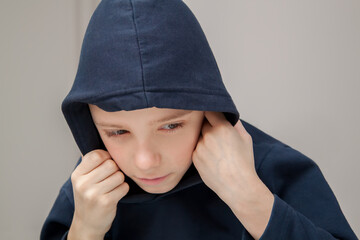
xmin=104 ymin=159 xmax=118 ymax=171
xmin=215 ymin=124 xmax=228 ymax=136
xmin=74 ymin=179 xmax=86 ymax=192
xmin=218 ymin=123 xmax=228 ymax=131
xmin=88 ymin=151 xmax=102 ymax=162
xmin=99 ymin=196 xmax=114 ymax=208
xmin=94 ymin=149 xmax=110 ymax=159
xmin=83 ymin=189 xmax=97 ymax=202
xmin=114 ymin=171 xmax=125 ymax=183
xmin=121 ymin=182 xmax=130 ymax=193
xmin=125 ymin=182 xmax=130 ymax=191
xmin=85 ymin=149 xmax=109 ymax=163
xmin=70 ymin=171 xmax=77 ymax=182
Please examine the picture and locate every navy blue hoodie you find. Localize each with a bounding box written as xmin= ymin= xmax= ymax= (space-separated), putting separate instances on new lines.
xmin=40 ymin=0 xmax=358 ymax=239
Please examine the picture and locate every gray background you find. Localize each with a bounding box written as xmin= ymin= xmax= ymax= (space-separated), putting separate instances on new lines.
xmin=0 ymin=0 xmax=359 ymax=239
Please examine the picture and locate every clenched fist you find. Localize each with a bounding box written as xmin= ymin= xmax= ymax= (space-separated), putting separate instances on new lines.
xmin=68 ymin=149 xmax=129 ymax=240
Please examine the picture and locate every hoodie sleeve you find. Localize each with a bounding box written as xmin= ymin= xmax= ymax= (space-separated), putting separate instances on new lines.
xmin=40 ymin=157 xmax=82 ymax=240
xmin=255 ymin=143 xmax=358 ymax=240
xmin=40 ymin=178 xmax=74 ymax=240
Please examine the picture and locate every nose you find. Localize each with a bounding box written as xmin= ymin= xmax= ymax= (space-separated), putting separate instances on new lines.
xmin=134 ymin=141 xmax=161 ymax=171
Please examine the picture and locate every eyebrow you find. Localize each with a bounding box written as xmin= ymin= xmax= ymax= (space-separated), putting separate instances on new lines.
xmin=94 ymin=110 xmax=193 ymax=128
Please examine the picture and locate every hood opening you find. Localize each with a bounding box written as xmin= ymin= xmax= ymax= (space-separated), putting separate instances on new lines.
xmin=61 ymin=0 xmax=240 ymax=203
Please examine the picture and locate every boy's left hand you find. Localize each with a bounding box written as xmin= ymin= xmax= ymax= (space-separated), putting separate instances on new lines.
xmin=192 ymin=111 xmax=263 ymax=205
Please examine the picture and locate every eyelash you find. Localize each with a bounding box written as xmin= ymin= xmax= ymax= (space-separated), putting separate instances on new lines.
xmin=105 ymin=122 xmax=184 ymax=137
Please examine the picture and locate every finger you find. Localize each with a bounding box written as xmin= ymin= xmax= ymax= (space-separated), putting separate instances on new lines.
xmin=75 ymin=149 xmax=112 ymax=176
xmin=85 ymin=159 xmax=120 ymax=183
xmin=200 ymin=117 xmax=212 ymax=136
xmin=204 ymin=111 xmax=228 ymax=127
xmin=105 ymin=181 xmax=130 ymax=202
xmin=234 ymin=119 xmax=248 ymax=135
xmin=96 ymin=171 xmax=125 ymax=194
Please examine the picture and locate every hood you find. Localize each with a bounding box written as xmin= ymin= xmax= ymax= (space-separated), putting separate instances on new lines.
xmin=61 ymin=0 xmax=239 ymax=203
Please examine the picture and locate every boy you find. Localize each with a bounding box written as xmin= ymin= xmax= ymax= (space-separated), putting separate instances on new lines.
xmin=41 ymin=0 xmax=358 ymax=239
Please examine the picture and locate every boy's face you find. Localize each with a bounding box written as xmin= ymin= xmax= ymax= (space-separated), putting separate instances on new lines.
xmin=89 ymin=104 xmax=205 ymax=194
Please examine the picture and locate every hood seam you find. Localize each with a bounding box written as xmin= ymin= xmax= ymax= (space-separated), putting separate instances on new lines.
xmin=129 ymin=0 xmax=149 ymax=107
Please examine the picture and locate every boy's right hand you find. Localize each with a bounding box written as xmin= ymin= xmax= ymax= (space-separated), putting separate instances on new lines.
xmin=68 ymin=149 xmax=130 ymax=240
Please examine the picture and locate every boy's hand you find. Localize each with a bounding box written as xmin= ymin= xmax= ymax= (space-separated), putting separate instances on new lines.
xmin=192 ymin=112 xmax=264 ymax=205
xmin=68 ymin=149 xmax=129 ymax=239
xmin=191 ymin=112 xmax=275 ymax=239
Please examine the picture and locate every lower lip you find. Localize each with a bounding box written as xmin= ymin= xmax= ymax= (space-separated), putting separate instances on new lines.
xmin=138 ymin=174 xmax=170 ymax=185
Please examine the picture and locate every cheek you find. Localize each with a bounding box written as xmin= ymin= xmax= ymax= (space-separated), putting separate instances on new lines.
xmin=162 ymin=129 xmax=201 ymax=165
xmin=101 ymin=137 xmax=130 ymax=170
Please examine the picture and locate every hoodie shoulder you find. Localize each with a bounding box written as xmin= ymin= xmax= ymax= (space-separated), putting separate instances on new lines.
xmin=58 ymin=157 xmax=82 ymax=207
xmin=240 ymin=119 xmax=287 ymax=171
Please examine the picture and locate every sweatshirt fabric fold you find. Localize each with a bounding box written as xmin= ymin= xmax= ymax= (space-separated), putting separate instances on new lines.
xmin=41 ymin=0 xmax=358 ymax=239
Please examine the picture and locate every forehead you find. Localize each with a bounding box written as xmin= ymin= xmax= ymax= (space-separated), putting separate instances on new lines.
xmin=88 ymin=104 xmax=194 ymax=125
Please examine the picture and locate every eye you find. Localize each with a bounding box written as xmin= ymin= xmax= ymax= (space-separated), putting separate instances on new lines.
xmin=162 ymin=122 xmax=184 ymax=133
xmin=105 ymin=122 xmax=184 ymax=137
xmin=106 ymin=129 xmax=128 ymax=137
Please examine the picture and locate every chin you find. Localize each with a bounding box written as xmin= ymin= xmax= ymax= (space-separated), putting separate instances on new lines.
xmin=141 ymin=185 xmax=175 ymax=194
xmin=133 ymin=173 xmax=185 ymax=194
xmin=137 ymin=178 xmax=181 ymax=194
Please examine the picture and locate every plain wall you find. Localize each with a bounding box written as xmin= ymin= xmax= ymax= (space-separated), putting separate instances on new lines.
xmin=0 ymin=0 xmax=359 ymax=239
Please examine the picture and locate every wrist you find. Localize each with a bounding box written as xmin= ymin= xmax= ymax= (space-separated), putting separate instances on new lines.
xmin=233 ymin=179 xmax=274 ymax=214
xmin=68 ymin=216 xmax=105 ymax=240
xmin=222 ymin=173 xmax=264 ymax=206
xmin=226 ymin=177 xmax=274 ymax=240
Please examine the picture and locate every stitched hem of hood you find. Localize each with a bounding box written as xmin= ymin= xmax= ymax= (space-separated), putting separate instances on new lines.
xmin=65 ymin=87 xmax=232 ymax=103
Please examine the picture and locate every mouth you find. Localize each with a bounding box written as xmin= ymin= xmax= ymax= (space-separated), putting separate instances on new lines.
xmin=137 ymin=174 xmax=170 ymax=185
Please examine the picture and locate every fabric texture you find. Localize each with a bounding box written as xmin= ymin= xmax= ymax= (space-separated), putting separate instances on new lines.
xmin=41 ymin=0 xmax=358 ymax=239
